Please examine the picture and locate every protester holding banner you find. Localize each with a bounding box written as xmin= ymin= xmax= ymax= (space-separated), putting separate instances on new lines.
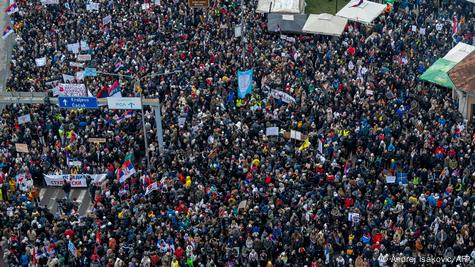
xmin=1 ymin=0 xmax=475 ymax=266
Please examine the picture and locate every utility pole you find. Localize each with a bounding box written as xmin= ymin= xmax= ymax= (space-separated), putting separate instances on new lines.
xmin=240 ymin=0 xmax=246 ymax=67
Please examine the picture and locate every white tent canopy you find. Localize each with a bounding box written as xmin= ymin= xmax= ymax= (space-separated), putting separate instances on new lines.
xmin=443 ymin=42 xmax=475 ymax=63
xmin=336 ymin=0 xmax=385 ymax=24
xmin=302 ymin=14 xmax=348 ymax=37
xmin=256 ymin=0 xmax=305 ymax=14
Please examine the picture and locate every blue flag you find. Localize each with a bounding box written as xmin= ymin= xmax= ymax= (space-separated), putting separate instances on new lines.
xmin=396 ymin=172 xmax=408 ymax=185
xmin=237 ymin=69 xmax=253 ymax=99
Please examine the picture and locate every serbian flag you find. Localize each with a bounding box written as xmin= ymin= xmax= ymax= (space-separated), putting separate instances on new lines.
xmin=114 ymin=60 xmax=123 ymax=72
xmin=453 ymin=16 xmax=458 ymax=34
xmin=108 ymin=81 xmax=122 ymax=97
xmin=123 ymin=110 xmax=134 ymax=118
xmin=5 ymin=2 xmax=19 ymax=15
xmin=96 ymin=85 xmax=109 ymax=98
xmin=145 ymin=182 xmax=159 ymax=196
xmin=352 ymin=0 xmax=363 ymax=7
xmin=2 ymin=25 xmax=14 ymax=40
xmin=117 ymin=160 xmax=136 ymax=183
xmin=343 ymin=161 xmax=351 ymax=175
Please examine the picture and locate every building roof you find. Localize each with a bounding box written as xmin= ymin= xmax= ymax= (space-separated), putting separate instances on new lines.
xmin=448 ymin=50 xmax=475 ymax=94
xmin=267 ymin=13 xmax=308 ymax=33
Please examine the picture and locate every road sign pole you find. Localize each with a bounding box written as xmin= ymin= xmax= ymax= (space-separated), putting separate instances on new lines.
xmin=154 ymin=103 xmax=164 ymax=154
xmin=140 ymin=96 xmax=151 ymax=170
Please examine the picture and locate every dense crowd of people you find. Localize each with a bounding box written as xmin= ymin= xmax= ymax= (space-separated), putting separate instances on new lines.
xmin=1 ymin=0 xmax=475 ymax=265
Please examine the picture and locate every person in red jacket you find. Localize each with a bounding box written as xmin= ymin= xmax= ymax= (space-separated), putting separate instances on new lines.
xmin=175 ymin=246 xmax=185 ymax=260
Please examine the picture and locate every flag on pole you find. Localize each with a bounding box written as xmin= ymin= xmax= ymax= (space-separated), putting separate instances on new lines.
xmin=117 ymin=160 xmax=136 ymax=183
xmin=68 ymin=240 xmax=77 ymax=257
xmin=343 ymin=161 xmax=351 ymax=175
xmin=123 ymin=110 xmax=134 ymax=118
xmin=318 ymin=138 xmax=323 ymax=154
xmin=325 ymin=240 xmax=330 ymax=264
xmin=5 ymin=2 xmax=19 ymax=15
xmin=96 ymin=85 xmax=109 ymax=98
xmin=115 ymin=110 xmax=134 ymax=123
xmin=113 ymin=60 xmax=123 ymax=72
xmin=145 ymin=182 xmax=159 ymax=195
xmin=237 ymin=69 xmax=253 ymax=98
xmin=453 ymin=15 xmax=458 ymax=34
xmin=108 ymin=81 xmax=122 ymax=97
xmin=298 ymin=137 xmax=310 ymax=151
xmin=2 ymin=25 xmax=14 ymax=40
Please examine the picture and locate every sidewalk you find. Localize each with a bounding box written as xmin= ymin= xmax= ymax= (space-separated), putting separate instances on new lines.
xmin=0 ymin=0 xmax=15 ymax=112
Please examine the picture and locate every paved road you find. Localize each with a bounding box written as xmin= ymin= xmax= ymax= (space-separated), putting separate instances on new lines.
xmin=39 ymin=187 xmax=93 ymax=216
xmin=0 ymin=0 xmax=14 ymax=112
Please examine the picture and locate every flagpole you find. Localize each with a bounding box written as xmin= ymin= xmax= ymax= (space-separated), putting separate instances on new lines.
xmin=240 ymin=0 xmax=245 ymax=67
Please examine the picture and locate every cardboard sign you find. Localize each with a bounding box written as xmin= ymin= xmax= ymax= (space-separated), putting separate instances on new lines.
xmin=188 ymin=0 xmax=209 ymax=8
xmin=88 ymin=138 xmax=106 ymax=143
xmin=15 ymin=143 xmax=29 ymax=153
xmin=283 ymin=130 xmax=306 ymax=141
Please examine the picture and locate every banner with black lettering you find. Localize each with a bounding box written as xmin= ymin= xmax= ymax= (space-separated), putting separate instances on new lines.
xmin=44 ymin=174 xmax=107 ymax=187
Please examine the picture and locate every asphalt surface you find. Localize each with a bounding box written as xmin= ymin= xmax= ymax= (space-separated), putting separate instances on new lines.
xmin=0 ymin=0 xmax=14 ymax=112
xmin=39 ymin=187 xmax=93 ymax=216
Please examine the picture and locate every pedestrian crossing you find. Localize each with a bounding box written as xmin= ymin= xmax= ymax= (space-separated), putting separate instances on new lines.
xmin=39 ymin=187 xmax=93 ymax=216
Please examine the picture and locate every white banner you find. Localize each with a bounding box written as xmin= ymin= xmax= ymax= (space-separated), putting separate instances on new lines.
xmin=102 ymin=15 xmax=111 ymax=25
xmin=57 ymin=83 xmax=87 ymax=96
xmin=35 ymin=57 xmax=47 ymax=67
xmin=269 ymin=89 xmax=296 ymax=103
xmin=77 ymin=54 xmax=91 ymax=61
xmin=265 ymin=127 xmax=279 ymax=136
xmin=41 ymin=0 xmax=59 ymax=4
xmin=18 ymin=114 xmax=31 ymax=124
xmin=66 ymin=43 xmax=80 ymax=54
xmin=44 ymin=174 xmax=107 ymax=187
xmin=86 ymin=2 xmax=99 ymax=11
xmin=69 ymin=62 xmax=84 ymax=68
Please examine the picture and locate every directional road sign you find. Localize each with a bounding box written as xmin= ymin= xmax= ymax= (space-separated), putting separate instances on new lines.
xmin=58 ymin=96 xmax=98 ymax=109
xmin=107 ymin=97 xmax=142 ymax=110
